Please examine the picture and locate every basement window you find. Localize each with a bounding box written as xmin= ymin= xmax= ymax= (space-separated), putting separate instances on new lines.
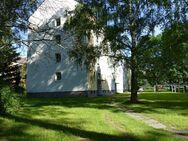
xmin=56 ymin=72 xmax=61 ymax=80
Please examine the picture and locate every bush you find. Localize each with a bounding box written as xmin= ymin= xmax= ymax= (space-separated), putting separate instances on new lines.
xmin=0 ymin=86 xmax=21 ymax=115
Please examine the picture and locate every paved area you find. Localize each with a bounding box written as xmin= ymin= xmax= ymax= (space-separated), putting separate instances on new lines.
xmin=126 ymin=110 xmax=188 ymax=139
xmin=126 ymin=110 xmax=167 ymax=129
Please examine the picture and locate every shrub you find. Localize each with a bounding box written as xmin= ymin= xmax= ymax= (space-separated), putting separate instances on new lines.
xmin=0 ymin=86 xmax=21 ymax=115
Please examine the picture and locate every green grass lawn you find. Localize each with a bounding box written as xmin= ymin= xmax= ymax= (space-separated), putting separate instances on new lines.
xmin=130 ymin=93 xmax=188 ymax=130
xmin=0 ymin=93 xmax=188 ymax=141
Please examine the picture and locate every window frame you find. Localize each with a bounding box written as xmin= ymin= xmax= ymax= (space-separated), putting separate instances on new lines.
xmin=56 ymin=18 xmax=61 ymax=26
xmin=55 ymin=53 xmax=61 ymax=63
xmin=55 ymin=35 xmax=61 ymax=44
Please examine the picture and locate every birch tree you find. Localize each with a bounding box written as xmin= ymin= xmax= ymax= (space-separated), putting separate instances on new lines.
xmin=65 ymin=0 xmax=165 ymax=103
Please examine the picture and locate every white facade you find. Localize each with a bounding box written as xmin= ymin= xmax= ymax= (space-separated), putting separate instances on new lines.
xmin=27 ymin=0 xmax=127 ymax=97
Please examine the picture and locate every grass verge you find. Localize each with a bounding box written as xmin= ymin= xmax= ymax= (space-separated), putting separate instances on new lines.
xmin=0 ymin=93 xmax=187 ymax=141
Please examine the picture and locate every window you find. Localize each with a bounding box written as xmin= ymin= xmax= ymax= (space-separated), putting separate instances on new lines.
xmin=56 ymin=72 xmax=61 ymax=80
xmin=56 ymin=18 xmax=61 ymax=26
xmin=82 ymin=35 xmax=88 ymax=44
xmin=55 ymin=53 xmax=61 ymax=63
xmin=55 ymin=35 xmax=61 ymax=44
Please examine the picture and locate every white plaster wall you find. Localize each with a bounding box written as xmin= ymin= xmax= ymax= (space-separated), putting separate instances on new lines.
xmin=97 ymin=56 xmax=114 ymax=91
xmin=27 ymin=0 xmax=88 ymax=93
xmin=27 ymin=0 xmax=127 ymax=94
xmin=115 ymin=63 xmax=125 ymax=93
xmin=93 ymin=35 xmax=126 ymax=93
xmin=27 ymin=40 xmax=88 ymax=93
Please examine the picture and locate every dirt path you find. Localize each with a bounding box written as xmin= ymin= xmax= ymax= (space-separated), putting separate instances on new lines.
xmin=104 ymin=112 xmax=126 ymax=134
xmin=104 ymin=112 xmax=135 ymax=141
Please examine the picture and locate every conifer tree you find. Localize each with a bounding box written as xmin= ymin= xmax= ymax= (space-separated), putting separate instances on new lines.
xmin=0 ymin=0 xmax=37 ymax=87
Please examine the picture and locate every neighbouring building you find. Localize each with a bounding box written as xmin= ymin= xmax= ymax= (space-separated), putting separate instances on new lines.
xmin=26 ymin=0 xmax=128 ymax=97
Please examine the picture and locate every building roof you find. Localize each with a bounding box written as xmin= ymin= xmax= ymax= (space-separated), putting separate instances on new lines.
xmin=11 ymin=57 xmax=27 ymax=66
xmin=29 ymin=0 xmax=78 ymax=28
xmin=17 ymin=57 xmax=27 ymax=65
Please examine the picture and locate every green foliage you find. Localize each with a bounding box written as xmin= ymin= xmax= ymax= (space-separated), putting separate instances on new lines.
xmin=20 ymin=64 xmax=27 ymax=89
xmin=161 ymin=22 xmax=188 ymax=83
xmin=0 ymin=43 xmax=21 ymax=89
xmin=0 ymin=0 xmax=38 ymax=51
xmin=0 ymin=0 xmax=38 ymax=89
xmin=137 ymin=22 xmax=188 ymax=86
xmin=65 ymin=0 xmax=168 ymax=102
xmin=0 ymin=85 xmax=21 ymax=115
xmin=1 ymin=0 xmax=40 ymax=41
xmin=137 ymin=35 xmax=165 ymax=86
xmin=64 ymin=4 xmax=101 ymax=69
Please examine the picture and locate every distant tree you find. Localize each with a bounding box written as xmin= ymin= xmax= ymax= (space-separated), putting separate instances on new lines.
xmin=161 ymin=22 xmax=188 ymax=84
xmin=161 ymin=0 xmax=188 ymax=82
xmin=137 ymin=35 xmax=164 ymax=91
xmin=138 ymin=22 xmax=188 ymax=89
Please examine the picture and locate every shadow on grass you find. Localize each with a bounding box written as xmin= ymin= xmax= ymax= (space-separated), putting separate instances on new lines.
xmin=2 ymin=114 xmax=137 ymax=141
xmin=24 ymin=96 xmax=125 ymax=114
xmin=0 ymin=118 xmax=39 ymax=141
xmin=0 ymin=114 xmax=178 ymax=141
xmin=122 ymin=100 xmax=188 ymax=114
xmin=24 ymin=94 xmax=188 ymax=114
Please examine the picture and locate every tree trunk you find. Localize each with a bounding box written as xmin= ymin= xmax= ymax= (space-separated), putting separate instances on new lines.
xmin=169 ymin=85 xmax=172 ymax=91
xmin=154 ymin=84 xmax=159 ymax=92
xmin=130 ymin=65 xmax=138 ymax=103
xmin=184 ymin=85 xmax=186 ymax=92
xmin=129 ymin=0 xmax=138 ymax=103
xmin=130 ymin=32 xmax=138 ymax=103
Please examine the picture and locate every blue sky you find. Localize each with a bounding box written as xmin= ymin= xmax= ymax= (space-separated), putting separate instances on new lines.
xmin=16 ymin=29 xmax=28 ymax=57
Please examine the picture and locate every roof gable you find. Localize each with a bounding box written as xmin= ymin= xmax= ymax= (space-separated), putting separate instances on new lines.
xmin=29 ymin=0 xmax=78 ymax=27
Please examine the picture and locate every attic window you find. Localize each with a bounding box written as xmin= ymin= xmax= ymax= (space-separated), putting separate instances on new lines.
xmin=55 ymin=35 xmax=61 ymax=44
xmin=55 ymin=53 xmax=61 ymax=63
xmin=56 ymin=72 xmax=61 ymax=80
xmin=56 ymin=18 xmax=61 ymax=26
